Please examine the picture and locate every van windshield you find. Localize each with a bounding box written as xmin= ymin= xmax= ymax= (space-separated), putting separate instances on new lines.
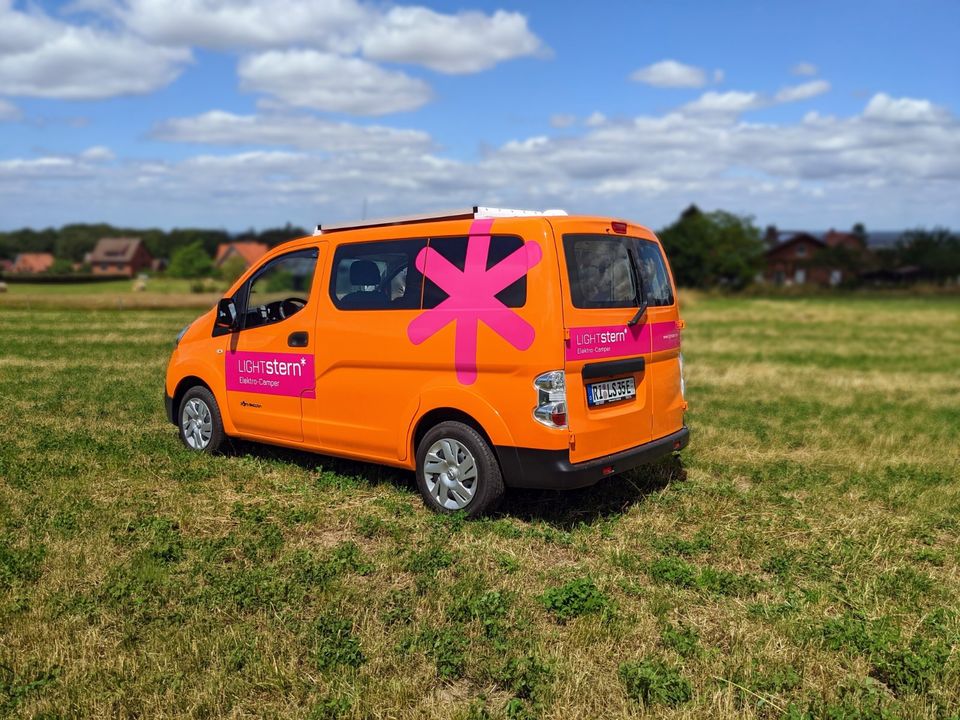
xmin=563 ymin=234 xmax=674 ymax=308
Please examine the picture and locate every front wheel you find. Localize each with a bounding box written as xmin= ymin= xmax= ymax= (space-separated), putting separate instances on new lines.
xmin=415 ymin=421 xmax=504 ymax=517
xmin=178 ymin=386 xmax=225 ymax=454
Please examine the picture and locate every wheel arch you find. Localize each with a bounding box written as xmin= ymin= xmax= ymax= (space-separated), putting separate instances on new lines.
xmin=408 ymin=388 xmax=517 ymax=480
xmin=413 ymin=408 xmax=496 ymax=457
xmin=171 ymin=376 xmax=211 ymax=421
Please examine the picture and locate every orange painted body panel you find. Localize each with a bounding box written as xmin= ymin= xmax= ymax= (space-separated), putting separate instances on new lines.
xmin=548 ymin=217 xmax=683 ymax=463
xmin=165 ymin=214 xmax=684 ymax=476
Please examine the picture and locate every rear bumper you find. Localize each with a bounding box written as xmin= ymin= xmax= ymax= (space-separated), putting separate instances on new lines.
xmin=496 ymin=426 xmax=689 ymax=490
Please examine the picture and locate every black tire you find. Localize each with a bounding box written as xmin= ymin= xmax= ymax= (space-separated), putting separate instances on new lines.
xmin=415 ymin=421 xmax=504 ymax=517
xmin=177 ymin=386 xmax=226 ymax=454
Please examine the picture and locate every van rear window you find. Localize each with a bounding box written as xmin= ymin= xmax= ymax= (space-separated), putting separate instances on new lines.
xmin=563 ymin=234 xmax=674 ymax=308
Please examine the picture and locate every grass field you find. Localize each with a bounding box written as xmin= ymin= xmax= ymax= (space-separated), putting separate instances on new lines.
xmin=1 ymin=295 xmax=958 ymax=719
xmin=0 ymin=278 xmax=224 ymax=309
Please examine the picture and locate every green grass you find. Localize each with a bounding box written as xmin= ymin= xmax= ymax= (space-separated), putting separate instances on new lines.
xmin=0 ymin=277 xmax=225 ymax=309
xmin=0 ymin=277 xmax=219 ymax=294
xmin=0 ymin=295 xmax=958 ymax=718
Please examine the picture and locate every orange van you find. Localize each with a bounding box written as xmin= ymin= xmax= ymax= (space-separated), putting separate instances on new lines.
xmin=165 ymin=207 xmax=688 ymax=515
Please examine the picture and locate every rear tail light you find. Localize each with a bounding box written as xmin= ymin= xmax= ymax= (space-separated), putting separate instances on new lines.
xmin=533 ymin=370 xmax=567 ymax=428
xmin=678 ymin=352 xmax=686 ymax=399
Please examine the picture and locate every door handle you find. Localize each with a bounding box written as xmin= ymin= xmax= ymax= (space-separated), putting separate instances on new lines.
xmin=288 ymin=331 xmax=308 ymax=348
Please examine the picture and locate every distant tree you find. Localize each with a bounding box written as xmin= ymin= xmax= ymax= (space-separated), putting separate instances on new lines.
xmin=0 ymin=227 xmax=57 ymax=257
xmin=897 ymin=227 xmax=960 ymax=283
xmin=657 ymin=205 xmax=764 ymax=289
xmin=167 ymin=241 xmax=214 ymax=279
xmin=56 ymin=223 xmax=128 ymax=262
xmin=166 ymin=228 xmax=230 ymax=257
xmin=49 ymin=258 xmax=74 ymax=274
xmin=810 ymin=243 xmax=867 ymax=276
xmin=217 ymin=255 xmax=248 ymax=283
xmin=852 ymin=222 xmax=867 ymax=244
xmin=256 ymin=223 xmax=308 ymax=246
xmin=138 ymin=228 xmax=168 ymax=260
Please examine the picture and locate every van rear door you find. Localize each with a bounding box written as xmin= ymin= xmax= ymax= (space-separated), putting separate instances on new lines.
xmin=552 ymin=220 xmax=678 ymax=464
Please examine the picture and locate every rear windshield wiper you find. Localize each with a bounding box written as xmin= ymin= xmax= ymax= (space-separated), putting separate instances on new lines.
xmin=627 ymin=247 xmax=648 ymax=326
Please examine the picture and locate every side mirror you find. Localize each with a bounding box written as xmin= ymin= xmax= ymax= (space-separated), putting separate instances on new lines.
xmin=215 ymin=298 xmax=238 ymax=330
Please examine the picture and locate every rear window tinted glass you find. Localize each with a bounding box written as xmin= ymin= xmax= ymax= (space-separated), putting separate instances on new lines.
xmin=330 ymin=238 xmax=426 ymax=310
xmin=563 ymin=236 xmax=637 ymax=308
xmin=636 ymin=240 xmax=675 ymax=306
xmin=423 ymin=235 xmax=527 ymax=309
xmin=563 ymin=234 xmax=674 ymax=308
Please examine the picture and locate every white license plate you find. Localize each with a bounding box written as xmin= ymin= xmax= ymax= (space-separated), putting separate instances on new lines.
xmin=587 ymin=376 xmax=636 ymax=406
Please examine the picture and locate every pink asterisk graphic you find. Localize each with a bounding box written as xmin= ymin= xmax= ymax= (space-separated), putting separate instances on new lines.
xmin=407 ymin=219 xmax=543 ymax=385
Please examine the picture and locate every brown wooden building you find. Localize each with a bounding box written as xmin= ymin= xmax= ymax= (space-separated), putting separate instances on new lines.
xmin=89 ymin=238 xmax=153 ymax=277
xmin=763 ymin=228 xmax=868 ymax=286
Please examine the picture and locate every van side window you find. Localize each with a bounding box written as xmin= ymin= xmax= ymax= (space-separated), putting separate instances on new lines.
xmin=330 ymin=239 xmax=426 ymax=310
xmin=423 ymin=235 xmax=527 ymax=309
xmin=242 ymin=248 xmax=318 ymax=329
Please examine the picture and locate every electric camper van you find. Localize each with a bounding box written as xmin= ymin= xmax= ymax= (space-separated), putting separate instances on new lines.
xmin=165 ymin=207 xmax=688 ymax=515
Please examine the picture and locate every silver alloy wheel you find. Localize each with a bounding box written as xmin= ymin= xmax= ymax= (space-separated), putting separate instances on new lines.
xmin=423 ymin=438 xmax=478 ymax=510
xmin=181 ymin=398 xmax=213 ymax=450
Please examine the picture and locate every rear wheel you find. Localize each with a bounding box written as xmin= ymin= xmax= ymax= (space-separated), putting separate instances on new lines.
xmin=416 ymin=421 xmax=503 ymax=517
xmin=178 ymin=386 xmax=225 ymax=454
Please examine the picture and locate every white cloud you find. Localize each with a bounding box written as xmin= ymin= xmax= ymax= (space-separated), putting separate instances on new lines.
xmin=238 ymin=50 xmax=431 ymax=115
xmin=549 ymin=114 xmax=577 ymax=129
xmin=682 ymin=81 xmax=831 ymax=116
xmin=152 ymin=110 xmax=434 ymax=153
xmin=116 ymin=0 xmax=366 ymax=51
xmin=79 ymin=146 xmax=116 ymax=162
xmin=630 ymin=60 xmax=708 ymax=88
xmin=3 ymin=94 xmax=958 ymax=231
xmin=791 ymin=62 xmax=818 ymax=76
xmin=0 ymin=98 xmax=21 ymax=120
xmin=682 ymin=90 xmax=763 ymax=115
xmin=0 ymin=156 xmax=89 ymax=179
xmin=0 ymin=1 xmax=60 ymax=54
xmin=361 ymin=7 xmax=544 ymax=74
xmin=863 ymin=92 xmax=948 ymax=123
xmin=0 ymin=2 xmax=190 ymax=100
xmin=0 ymin=1 xmax=547 ymax=110
xmin=584 ymin=112 xmax=607 ymax=127
xmin=110 ymin=0 xmax=546 ymax=74
xmin=775 ymin=79 xmax=830 ymax=103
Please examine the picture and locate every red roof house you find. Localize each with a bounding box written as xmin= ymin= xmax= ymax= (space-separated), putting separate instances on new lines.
xmin=11 ymin=252 xmax=55 ymax=274
xmin=214 ymin=241 xmax=269 ymax=269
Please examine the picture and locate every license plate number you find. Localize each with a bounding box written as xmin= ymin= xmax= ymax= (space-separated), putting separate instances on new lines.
xmin=587 ymin=377 xmax=636 ymax=406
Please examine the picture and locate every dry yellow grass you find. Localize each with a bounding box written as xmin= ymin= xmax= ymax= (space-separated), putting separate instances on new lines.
xmin=0 ymin=295 xmax=958 ymax=718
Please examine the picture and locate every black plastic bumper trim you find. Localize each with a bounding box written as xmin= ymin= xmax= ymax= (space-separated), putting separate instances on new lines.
xmin=495 ymin=426 xmax=689 ymax=490
xmin=164 ymin=392 xmax=175 ymax=425
xmin=582 ymin=356 xmax=645 ymax=380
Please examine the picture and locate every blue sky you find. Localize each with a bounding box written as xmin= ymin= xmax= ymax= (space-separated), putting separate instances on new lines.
xmin=1 ymin=0 xmax=958 ymax=232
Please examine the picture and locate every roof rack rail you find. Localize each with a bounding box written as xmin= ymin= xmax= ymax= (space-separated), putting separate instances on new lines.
xmin=314 ymin=206 xmax=567 ymax=235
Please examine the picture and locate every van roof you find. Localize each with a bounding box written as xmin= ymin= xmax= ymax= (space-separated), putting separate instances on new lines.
xmin=315 ymin=207 xmax=568 ymax=234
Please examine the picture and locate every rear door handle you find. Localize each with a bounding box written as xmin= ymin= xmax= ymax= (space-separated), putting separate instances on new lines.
xmin=288 ymin=331 xmax=308 ymax=348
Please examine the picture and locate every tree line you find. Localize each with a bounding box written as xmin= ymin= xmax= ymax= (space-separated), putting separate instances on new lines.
xmin=0 ymin=223 xmax=308 ymax=264
xmin=657 ymin=206 xmax=960 ymax=288
xmin=2 ymin=212 xmax=958 ymax=287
